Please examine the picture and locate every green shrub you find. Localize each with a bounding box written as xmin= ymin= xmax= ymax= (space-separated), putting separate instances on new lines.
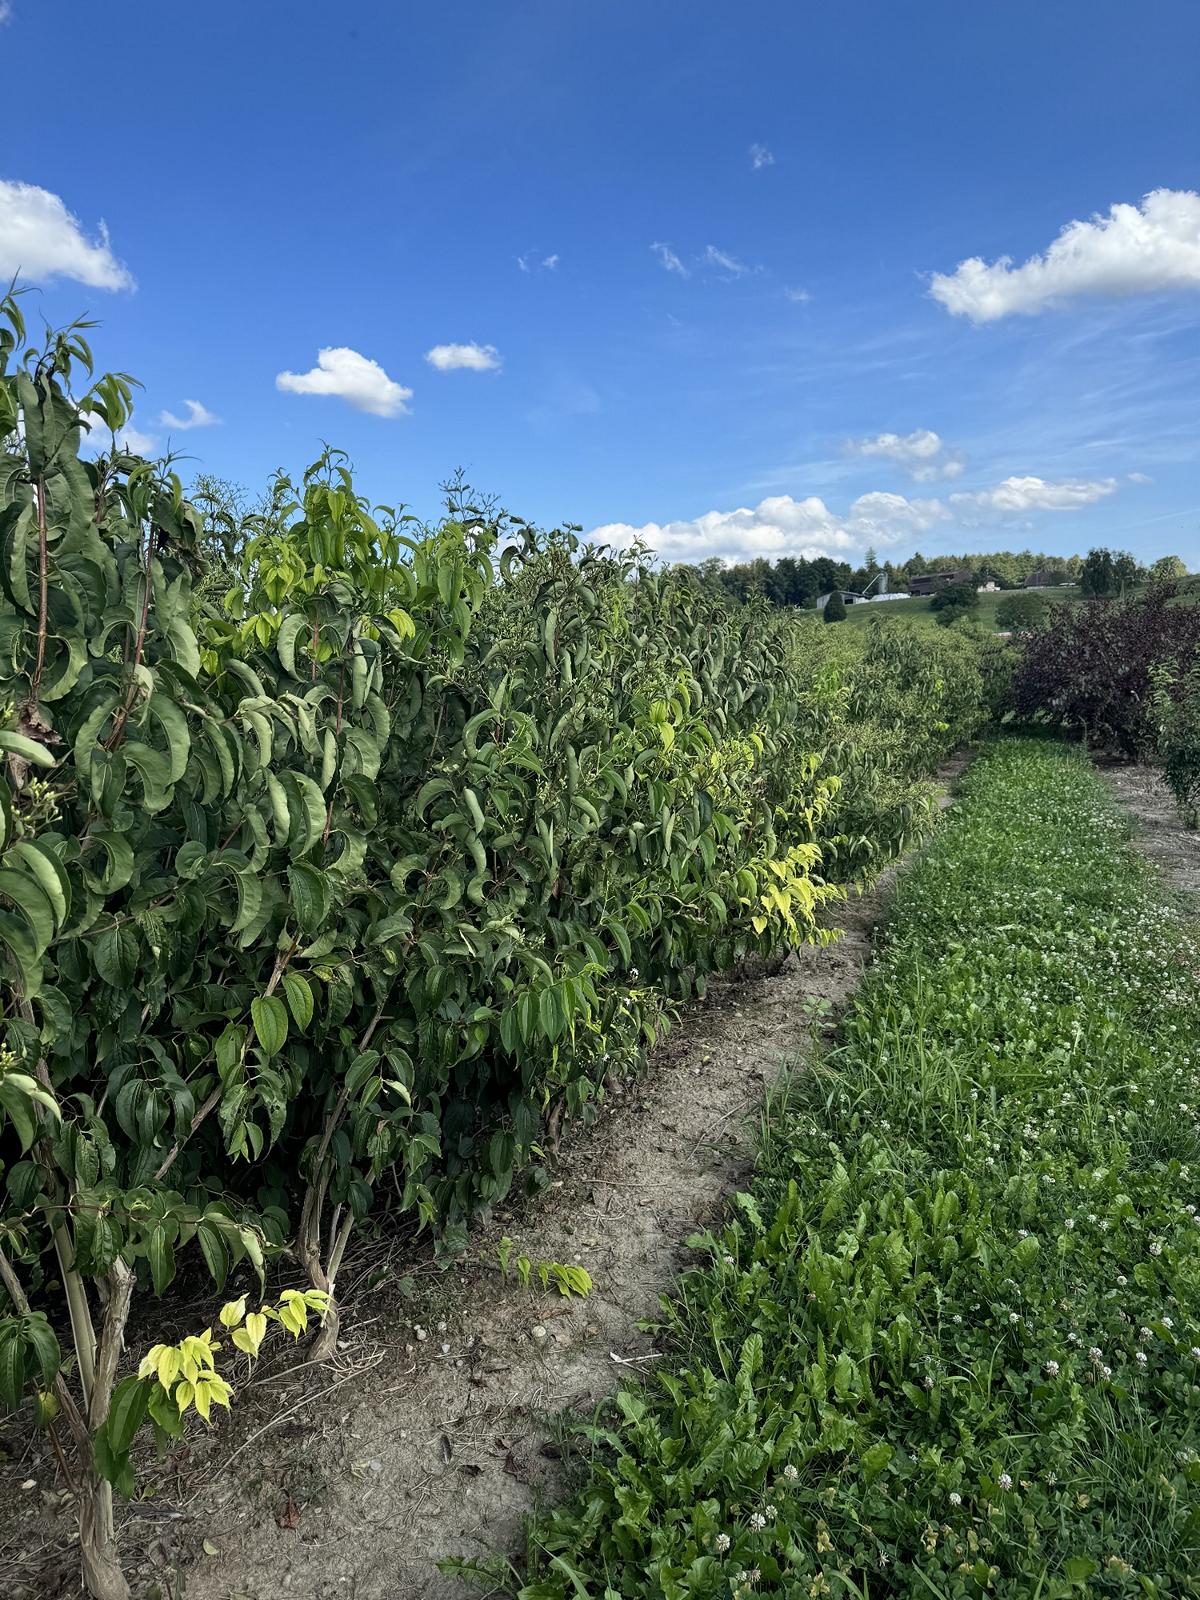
xmin=0 ymin=302 xmax=994 ymax=1594
xmin=822 ymin=590 xmax=847 ymax=623
xmin=930 ymin=583 xmax=979 ymax=623
xmin=995 ymin=592 xmax=1045 ymax=632
xmin=1152 ymin=656 xmax=1200 ymax=825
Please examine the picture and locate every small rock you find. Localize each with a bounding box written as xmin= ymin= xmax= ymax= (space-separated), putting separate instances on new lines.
xmin=530 ymin=1325 xmax=548 ymax=1342
xmin=414 ymin=1326 xmax=428 ymax=1342
xmin=20 ymin=1480 xmax=36 ymax=1491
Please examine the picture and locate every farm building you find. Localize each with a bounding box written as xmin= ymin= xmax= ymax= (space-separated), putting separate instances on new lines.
xmin=815 ymin=589 xmax=864 ymax=610
xmin=908 ymin=568 xmax=972 ymax=596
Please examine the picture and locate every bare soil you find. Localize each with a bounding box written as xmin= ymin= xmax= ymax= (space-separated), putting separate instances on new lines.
xmin=1 ymin=764 xmax=971 ymax=1600
xmin=1098 ymin=761 xmax=1200 ymax=898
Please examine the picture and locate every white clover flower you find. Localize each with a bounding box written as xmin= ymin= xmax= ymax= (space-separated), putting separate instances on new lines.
xmin=783 ymin=1463 xmax=798 ymax=1481
xmin=1043 ymin=1360 xmax=1060 ymax=1377
xmin=998 ymin=1473 xmax=1013 ymax=1491
xmin=1163 ymin=1316 xmax=1174 ymax=1330
xmin=723 ymin=1254 xmax=735 ymax=1266
xmin=1101 ymin=1364 xmax=1112 ymax=1378
xmin=949 ymin=1491 xmax=962 ymax=1506
xmin=714 ymin=1533 xmax=731 ymax=1553
xmin=1009 ymin=1312 xmax=1019 ymax=1325
xmin=1191 ymin=1347 xmax=1200 ymax=1360
xmin=1149 ymin=1241 xmax=1163 ymax=1257
xmin=1136 ymin=1351 xmax=1148 ymax=1367
xmin=1064 ymin=1219 xmax=1075 ymax=1231
xmin=1089 ymin=1346 xmax=1103 ymax=1361
xmin=748 ymin=1512 xmax=766 ymax=1531
xmin=1116 ymin=1275 xmax=1127 ymax=1288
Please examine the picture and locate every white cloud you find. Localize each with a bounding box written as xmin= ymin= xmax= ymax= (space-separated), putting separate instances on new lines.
xmin=750 ymin=142 xmax=775 ymax=170
xmin=951 ymin=475 xmax=1117 ymax=513
xmin=930 ymin=188 xmax=1200 ymax=322
xmin=542 ymin=253 xmax=559 ymax=270
xmin=593 ymin=471 xmax=1122 ymax=564
xmin=275 ymin=347 xmax=412 ymax=417
xmin=0 ymin=180 xmax=133 ymax=290
xmin=847 ymin=428 xmax=966 ymax=481
xmin=425 ymin=342 xmax=502 ymax=373
xmin=784 ymin=286 xmax=812 ymax=303
xmin=159 ymin=398 xmax=220 ymax=430
xmin=590 ymin=490 xmax=948 ymax=566
xmin=1128 ymin=471 xmax=1154 ymax=485
xmin=80 ymin=412 xmax=156 ymax=456
xmin=702 ymin=244 xmax=749 ymax=279
xmin=0 ymin=4 xmax=13 ymax=24
xmin=651 ymin=241 xmax=689 ymax=278
xmin=518 ymin=251 xmax=558 ymax=274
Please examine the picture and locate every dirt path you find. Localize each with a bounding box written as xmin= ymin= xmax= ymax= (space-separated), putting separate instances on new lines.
xmin=1099 ymin=761 xmax=1200 ymax=897
xmin=1 ymin=762 xmax=968 ymax=1600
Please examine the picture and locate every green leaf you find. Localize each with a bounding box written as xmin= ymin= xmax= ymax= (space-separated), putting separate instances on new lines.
xmin=94 ymin=924 xmax=139 ymax=988
xmin=0 ymin=731 xmax=56 ymax=768
xmin=0 ymin=868 xmax=56 ymax=953
xmin=281 ymin=971 xmax=314 ymax=1032
xmin=20 ymin=1314 xmax=60 ymax=1386
xmin=196 ymin=1221 xmax=230 ymax=1290
xmin=105 ymin=1374 xmax=151 ymax=1454
xmin=0 ymin=909 xmax=43 ymax=998
xmin=6 ymin=841 xmax=70 ymax=930
xmin=276 ymin=612 xmax=309 ymax=677
xmin=0 ymin=1327 xmax=26 ymax=1411
xmin=288 ymin=862 xmax=331 ymax=934
xmin=146 ymin=1225 xmax=176 ymax=1296
xmin=251 ymin=994 xmax=289 ymax=1058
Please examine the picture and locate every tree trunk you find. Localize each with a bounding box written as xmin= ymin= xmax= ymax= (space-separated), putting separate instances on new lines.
xmin=79 ymin=1479 xmax=129 ymax=1600
xmin=77 ymin=1260 xmax=134 ymax=1600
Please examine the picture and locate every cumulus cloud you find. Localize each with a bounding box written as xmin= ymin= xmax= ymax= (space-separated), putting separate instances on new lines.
xmin=847 ymin=428 xmax=966 ymax=481
xmin=425 ymin=342 xmax=502 ymax=372
xmin=590 ymin=490 xmax=948 ymax=566
xmin=80 ymin=412 xmax=156 ymax=456
xmin=592 ymin=471 xmax=1122 ymax=564
xmin=1128 ymin=471 xmax=1154 ymax=485
xmin=651 ymin=241 xmax=689 ymax=277
xmin=750 ymin=142 xmax=775 ymax=170
xmin=951 ymin=475 xmax=1117 ymax=513
xmin=0 ymin=180 xmax=133 ymax=290
xmin=784 ymin=286 xmax=812 ymax=303
xmin=931 ymin=188 xmax=1200 ymax=322
xmin=275 ymin=347 xmax=412 ymax=417
xmin=542 ymin=253 xmax=559 ymax=270
xmin=159 ymin=399 xmax=220 ymax=430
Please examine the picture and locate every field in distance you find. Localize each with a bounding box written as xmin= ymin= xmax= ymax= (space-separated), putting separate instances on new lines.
xmin=839 ymin=584 xmax=1079 ymax=631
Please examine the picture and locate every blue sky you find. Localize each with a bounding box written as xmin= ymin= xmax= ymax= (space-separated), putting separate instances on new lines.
xmin=3 ymin=0 xmax=1200 ymax=567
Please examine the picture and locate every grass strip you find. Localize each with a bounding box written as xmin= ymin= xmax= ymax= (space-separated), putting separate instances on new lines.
xmin=499 ymin=739 xmax=1200 ymax=1599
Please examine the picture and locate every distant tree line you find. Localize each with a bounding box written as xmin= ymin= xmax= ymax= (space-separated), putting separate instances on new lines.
xmin=676 ymin=546 xmax=1189 ymax=609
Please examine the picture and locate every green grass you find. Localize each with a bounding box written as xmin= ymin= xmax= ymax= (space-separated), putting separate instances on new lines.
xmin=841 ymin=587 xmax=1080 ymax=632
xmin=485 ymin=739 xmax=1200 ymax=1599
